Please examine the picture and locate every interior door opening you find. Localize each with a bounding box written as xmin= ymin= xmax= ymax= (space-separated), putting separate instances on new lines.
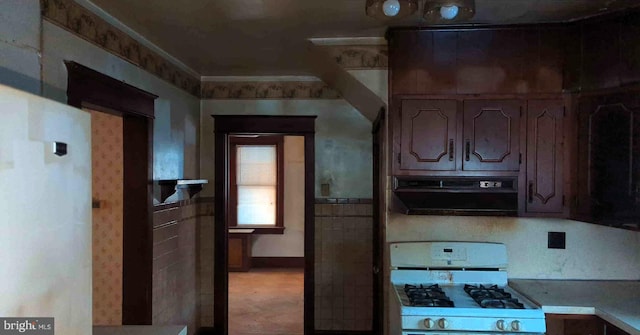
xmin=88 ymin=109 xmax=124 ymax=326
xmin=213 ymin=115 xmax=316 ymax=335
xmin=227 ymin=134 xmax=305 ymax=335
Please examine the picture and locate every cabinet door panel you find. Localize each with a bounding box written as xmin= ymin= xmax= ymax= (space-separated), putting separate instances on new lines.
xmin=604 ymin=321 xmax=631 ymax=335
xmin=589 ymin=102 xmax=635 ymax=221
xmin=400 ymin=100 xmax=457 ymax=171
xmin=526 ymin=100 xmax=564 ymax=213
xmin=463 ymin=100 xmax=521 ymax=171
xmin=575 ymin=97 xmax=595 ymax=218
xmin=575 ymin=92 xmax=640 ymax=225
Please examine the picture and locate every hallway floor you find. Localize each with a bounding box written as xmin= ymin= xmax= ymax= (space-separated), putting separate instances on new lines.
xmin=228 ymin=268 xmax=304 ymax=335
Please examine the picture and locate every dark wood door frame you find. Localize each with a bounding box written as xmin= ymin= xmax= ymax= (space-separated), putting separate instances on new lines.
xmin=65 ymin=61 xmax=157 ymax=325
xmin=372 ymin=108 xmax=384 ymax=335
xmin=212 ymin=115 xmax=316 ymax=335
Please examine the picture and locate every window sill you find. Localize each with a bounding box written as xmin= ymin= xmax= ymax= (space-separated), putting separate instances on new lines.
xmin=229 ymin=225 xmax=285 ymax=235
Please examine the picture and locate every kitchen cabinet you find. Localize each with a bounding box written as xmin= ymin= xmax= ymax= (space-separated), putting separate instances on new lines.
xmin=399 ymin=99 xmax=458 ymax=171
xmin=546 ymin=315 xmax=631 ymax=335
xmin=228 ymin=229 xmax=253 ymax=271
xmin=524 ymin=99 xmax=565 ymax=214
xmin=463 ymin=100 xmax=522 ymax=171
xmin=573 ymin=90 xmax=640 ymax=227
xmin=396 ymin=99 xmax=522 ymax=173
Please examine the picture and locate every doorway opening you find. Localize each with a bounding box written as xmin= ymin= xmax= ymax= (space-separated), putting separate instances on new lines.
xmin=65 ymin=61 xmax=157 ymax=325
xmin=213 ymin=115 xmax=316 ymax=335
xmin=89 ymin=109 xmax=125 ymax=325
xmin=227 ymin=134 xmax=305 ymax=335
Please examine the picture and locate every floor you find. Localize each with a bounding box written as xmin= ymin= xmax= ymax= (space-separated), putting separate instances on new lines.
xmin=228 ymin=268 xmax=304 ymax=335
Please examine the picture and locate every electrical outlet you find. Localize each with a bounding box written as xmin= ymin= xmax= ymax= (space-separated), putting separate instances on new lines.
xmin=548 ymin=232 xmax=566 ymax=249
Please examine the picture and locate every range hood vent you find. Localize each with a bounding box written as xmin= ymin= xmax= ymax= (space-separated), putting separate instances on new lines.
xmin=393 ymin=176 xmax=518 ymax=216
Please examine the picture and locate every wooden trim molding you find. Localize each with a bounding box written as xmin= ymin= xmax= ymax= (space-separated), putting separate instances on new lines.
xmin=42 ymin=0 xmax=200 ymax=97
xmin=314 ymin=331 xmax=373 ymax=335
xmin=201 ymin=81 xmax=340 ymax=99
xmin=66 ymin=61 xmax=156 ymax=325
xmin=66 ymin=61 xmax=157 ymax=118
xmin=252 ymin=257 xmax=305 ymax=268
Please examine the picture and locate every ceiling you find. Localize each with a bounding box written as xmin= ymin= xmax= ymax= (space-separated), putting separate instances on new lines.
xmin=89 ymin=0 xmax=640 ymax=76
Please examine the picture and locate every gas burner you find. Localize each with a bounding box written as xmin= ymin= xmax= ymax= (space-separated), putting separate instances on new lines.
xmin=464 ymin=284 xmax=524 ymax=309
xmin=404 ymin=284 xmax=454 ymax=307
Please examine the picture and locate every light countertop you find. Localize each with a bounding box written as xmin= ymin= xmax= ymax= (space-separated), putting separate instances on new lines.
xmin=93 ymin=325 xmax=187 ymax=335
xmin=509 ymin=280 xmax=640 ymax=335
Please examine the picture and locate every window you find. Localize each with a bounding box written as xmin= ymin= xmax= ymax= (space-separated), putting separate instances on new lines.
xmin=229 ymin=135 xmax=284 ymax=234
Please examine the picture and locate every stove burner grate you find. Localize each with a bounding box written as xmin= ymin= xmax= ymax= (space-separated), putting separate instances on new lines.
xmin=464 ymin=284 xmax=525 ymax=309
xmin=404 ymin=284 xmax=454 ymax=307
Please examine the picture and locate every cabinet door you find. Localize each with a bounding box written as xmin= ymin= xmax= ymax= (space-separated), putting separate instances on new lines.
xmin=463 ymin=100 xmax=522 ymax=171
xmin=575 ymin=94 xmax=639 ymax=224
xmin=589 ymin=102 xmax=636 ymax=222
xmin=604 ymin=321 xmax=631 ymax=335
xmin=526 ymin=100 xmax=564 ymax=213
xmin=400 ymin=99 xmax=457 ymax=171
xmin=575 ymin=97 xmax=595 ymax=218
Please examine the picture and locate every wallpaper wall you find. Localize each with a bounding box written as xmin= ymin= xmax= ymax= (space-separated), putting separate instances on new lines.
xmin=91 ymin=110 xmax=124 ymax=325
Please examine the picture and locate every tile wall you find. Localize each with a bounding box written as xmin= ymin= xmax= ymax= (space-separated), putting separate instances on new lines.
xmin=153 ymin=197 xmax=212 ymax=334
xmin=197 ymin=198 xmax=215 ymax=328
xmin=315 ymin=199 xmax=374 ymax=331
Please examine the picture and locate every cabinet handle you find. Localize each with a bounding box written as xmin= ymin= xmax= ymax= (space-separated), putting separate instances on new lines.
xmin=465 ymin=140 xmax=470 ymax=161
xmin=528 ymin=181 xmax=534 ymax=203
xmin=448 ymin=139 xmax=454 ymax=161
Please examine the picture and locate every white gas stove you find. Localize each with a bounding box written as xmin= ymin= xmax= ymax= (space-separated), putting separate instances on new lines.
xmin=389 ymin=242 xmax=546 ymax=335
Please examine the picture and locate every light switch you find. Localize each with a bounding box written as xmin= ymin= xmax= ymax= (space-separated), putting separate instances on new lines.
xmin=321 ymin=183 xmax=330 ymax=196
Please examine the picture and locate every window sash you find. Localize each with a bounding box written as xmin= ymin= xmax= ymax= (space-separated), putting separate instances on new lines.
xmin=232 ymin=142 xmax=281 ymax=228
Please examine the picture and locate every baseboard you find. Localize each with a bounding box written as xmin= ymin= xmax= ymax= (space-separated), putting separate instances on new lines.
xmin=196 ymin=327 xmax=215 ymax=335
xmin=315 ymin=331 xmax=373 ymax=335
xmin=251 ymin=256 xmax=305 ymax=268
xmin=198 ymin=327 xmax=371 ymax=335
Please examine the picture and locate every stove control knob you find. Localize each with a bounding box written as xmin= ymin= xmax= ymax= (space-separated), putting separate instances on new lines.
xmin=511 ymin=320 xmax=521 ymax=331
xmin=496 ymin=319 xmax=505 ymax=331
xmin=423 ymin=318 xmax=434 ymax=329
xmin=437 ymin=318 xmax=448 ymax=329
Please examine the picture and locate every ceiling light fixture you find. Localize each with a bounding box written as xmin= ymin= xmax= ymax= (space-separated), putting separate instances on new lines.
xmin=382 ymin=0 xmax=401 ymax=16
xmin=439 ymin=5 xmax=459 ymax=20
xmin=365 ymin=0 xmax=418 ymax=20
xmin=423 ymin=0 xmax=475 ymax=23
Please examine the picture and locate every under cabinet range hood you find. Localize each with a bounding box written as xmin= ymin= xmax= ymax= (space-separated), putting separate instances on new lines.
xmin=393 ymin=176 xmax=518 ymax=215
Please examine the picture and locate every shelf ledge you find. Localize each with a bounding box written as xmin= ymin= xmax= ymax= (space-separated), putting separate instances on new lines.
xmin=157 ymin=179 xmax=209 ymax=203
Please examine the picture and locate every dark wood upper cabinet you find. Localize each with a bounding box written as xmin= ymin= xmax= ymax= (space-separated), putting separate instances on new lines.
xmin=525 ymin=100 xmax=564 ymax=214
xmin=581 ymin=19 xmax=622 ymax=90
xmin=620 ymin=11 xmax=640 ymax=86
xmin=396 ymin=99 xmax=523 ymax=174
xmin=463 ymin=100 xmax=522 ymax=171
xmin=399 ymin=99 xmax=458 ymax=171
xmin=388 ymin=28 xmax=565 ymax=96
xmin=388 ymin=11 xmax=640 ymax=222
xmin=574 ymin=90 xmax=640 ymax=226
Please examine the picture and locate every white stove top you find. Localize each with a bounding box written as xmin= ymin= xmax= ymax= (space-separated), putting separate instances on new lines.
xmin=393 ymin=283 xmax=543 ymax=316
xmin=389 ymin=242 xmax=546 ymax=334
